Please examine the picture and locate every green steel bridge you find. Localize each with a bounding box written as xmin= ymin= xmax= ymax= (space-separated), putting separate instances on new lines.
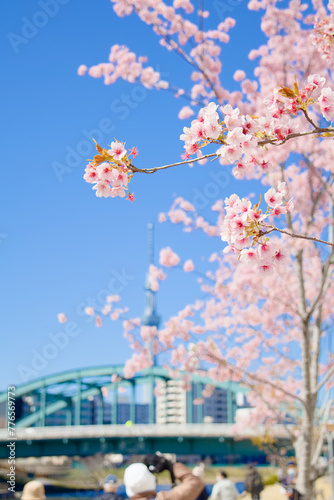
xmin=0 ymin=364 xmax=290 ymax=459
xmin=0 ymin=365 xmax=244 ymax=428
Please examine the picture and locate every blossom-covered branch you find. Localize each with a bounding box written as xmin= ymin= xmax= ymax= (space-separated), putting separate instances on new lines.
xmin=84 ymin=75 xmax=334 ymax=203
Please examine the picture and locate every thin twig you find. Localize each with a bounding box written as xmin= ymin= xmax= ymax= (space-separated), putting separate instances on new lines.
xmin=302 ymin=108 xmax=319 ymax=130
xmin=129 ymin=152 xmax=218 ymax=174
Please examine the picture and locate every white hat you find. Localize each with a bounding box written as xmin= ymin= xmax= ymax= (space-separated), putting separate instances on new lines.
xmin=124 ymin=463 xmax=156 ymax=498
xmin=22 ymin=481 xmax=46 ymax=500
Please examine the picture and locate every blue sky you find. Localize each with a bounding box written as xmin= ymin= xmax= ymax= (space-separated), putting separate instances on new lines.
xmin=1 ymin=0 xmax=267 ymax=389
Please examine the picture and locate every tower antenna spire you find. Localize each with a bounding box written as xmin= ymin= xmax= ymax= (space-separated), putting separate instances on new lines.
xmin=142 ymin=223 xmax=161 ymax=365
xmin=148 ymin=222 xmax=154 ymax=266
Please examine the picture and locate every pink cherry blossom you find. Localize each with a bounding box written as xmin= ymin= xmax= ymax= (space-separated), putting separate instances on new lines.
xmin=84 ymin=164 xmax=99 ymax=183
xmin=96 ymin=162 xmax=114 ymax=182
xmin=159 ymin=247 xmax=181 ymax=267
xmin=264 ymin=187 xmax=283 ymax=208
xmin=84 ymin=307 xmax=94 ymax=316
xmin=77 ymin=64 xmax=88 ymax=76
xmin=93 ymin=181 xmax=112 ymax=198
xmin=272 ymin=205 xmax=287 ymax=217
xmin=101 ymin=387 xmax=109 ymax=398
xmin=259 ymin=262 xmax=276 ymax=274
xmin=286 ymin=199 xmax=294 ymax=211
xmin=102 ymin=305 xmax=111 ymax=315
xmin=106 ymin=294 xmax=121 ymax=303
xmin=233 ymin=70 xmax=246 ymax=81
xmin=158 ymin=213 xmax=167 ymax=222
xmin=240 ymin=248 xmax=259 ymax=266
xmin=149 ymin=264 xmax=166 ymax=291
xmin=178 ymin=106 xmax=195 ymax=119
xmin=193 ymin=397 xmax=204 ymax=405
xmin=319 ymin=87 xmax=334 ymax=120
xmin=140 ymin=325 xmax=157 ymax=342
xmin=95 ymin=316 xmax=103 ymax=327
xmin=111 ymin=169 xmax=128 ymax=186
xmin=183 ymin=259 xmax=194 ymax=272
xmin=108 ymin=141 xmax=126 ymax=161
xmin=110 ymin=186 xmax=126 ymax=198
xmin=272 ymin=245 xmax=288 ymax=268
xmin=258 ymin=241 xmax=274 ymax=260
xmin=111 ymin=373 xmax=121 ymax=383
xmin=57 ymin=313 xmax=67 ymax=323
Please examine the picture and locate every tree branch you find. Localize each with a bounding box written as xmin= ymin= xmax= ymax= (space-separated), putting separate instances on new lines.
xmin=205 ymin=350 xmax=306 ymax=406
xmin=129 ymin=152 xmax=218 ymax=174
xmin=314 ymin=364 xmax=334 ymax=394
xmin=307 ymin=253 xmax=333 ymax=320
xmin=311 ymin=397 xmax=334 ymax=467
xmin=239 ymin=379 xmax=296 ymax=440
xmin=127 ymin=126 xmax=334 ymax=177
xmin=258 ymin=128 xmax=334 ymax=147
xmin=304 ymin=159 xmax=334 ymax=221
xmin=302 ymin=108 xmax=319 ymax=130
xmin=310 ymin=307 xmax=322 ymax=395
xmin=261 ymin=224 xmax=334 ymax=248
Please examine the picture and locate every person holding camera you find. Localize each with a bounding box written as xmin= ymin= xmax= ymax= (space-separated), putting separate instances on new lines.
xmin=99 ymin=475 xmax=123 ymax=500
xmin=123 ymin=453 xmax=205 ymax=500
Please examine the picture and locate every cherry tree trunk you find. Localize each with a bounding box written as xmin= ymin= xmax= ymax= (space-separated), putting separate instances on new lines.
xmin=295 ymin=409 xmax=314 ymax=500
xmin=295 ymin=320 xmax=315 ymax=500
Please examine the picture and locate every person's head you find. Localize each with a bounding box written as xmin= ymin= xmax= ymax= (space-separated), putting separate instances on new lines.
xmin=21 ymin=481 xmax=46 ymax=500
xmin=286 ymin=463 xmax=297 ymax=479
xmin=103 ymin=475 xmax=118 ymax=493
xmin=124 ymin=463 xmax=156 ymax=498
xmin=216 ymin=471 xmax=228 ymax=481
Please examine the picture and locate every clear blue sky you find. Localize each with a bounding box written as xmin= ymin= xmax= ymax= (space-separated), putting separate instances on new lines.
xmin=1 ymin=0 xmax=266 ymax=389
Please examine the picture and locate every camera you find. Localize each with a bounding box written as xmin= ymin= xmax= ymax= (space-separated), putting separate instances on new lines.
xmin=143 ymin=452 xmax=176 ymax=486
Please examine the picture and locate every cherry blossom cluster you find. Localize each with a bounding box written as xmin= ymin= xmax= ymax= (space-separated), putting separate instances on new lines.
xmin=148 ymin=264 xmax=166 ymax=292
xmin=124 ymin=351 xmax=153 ymax=379
xmin=83 ymin=140 xmax=138 ymax=200
xmin=78 ymin=45 xmax=169 ymax=90
xmin=268 ymin=74 xmax=334 ymax=123
xmin=220 ymin=183 xmax=293 ymax=274
xmin=180 ymin=102 xmax=222 ymax=156
xmin=159 ymin=196 xmax=221 ymax=237
xmin=312 ymin=1 xmax=334 ymax=64
xmin=80 ymin=1 xmax=238 ymax=107
xmin=179 ymin=74 xmax=334 ymax=178
xmin=82 ymin=294 xmax=128 ymax=327
xmin=159 ymin=246 xmax=181 ymax=266
xmin=148 ymin=247 xmax=195 ymax=290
